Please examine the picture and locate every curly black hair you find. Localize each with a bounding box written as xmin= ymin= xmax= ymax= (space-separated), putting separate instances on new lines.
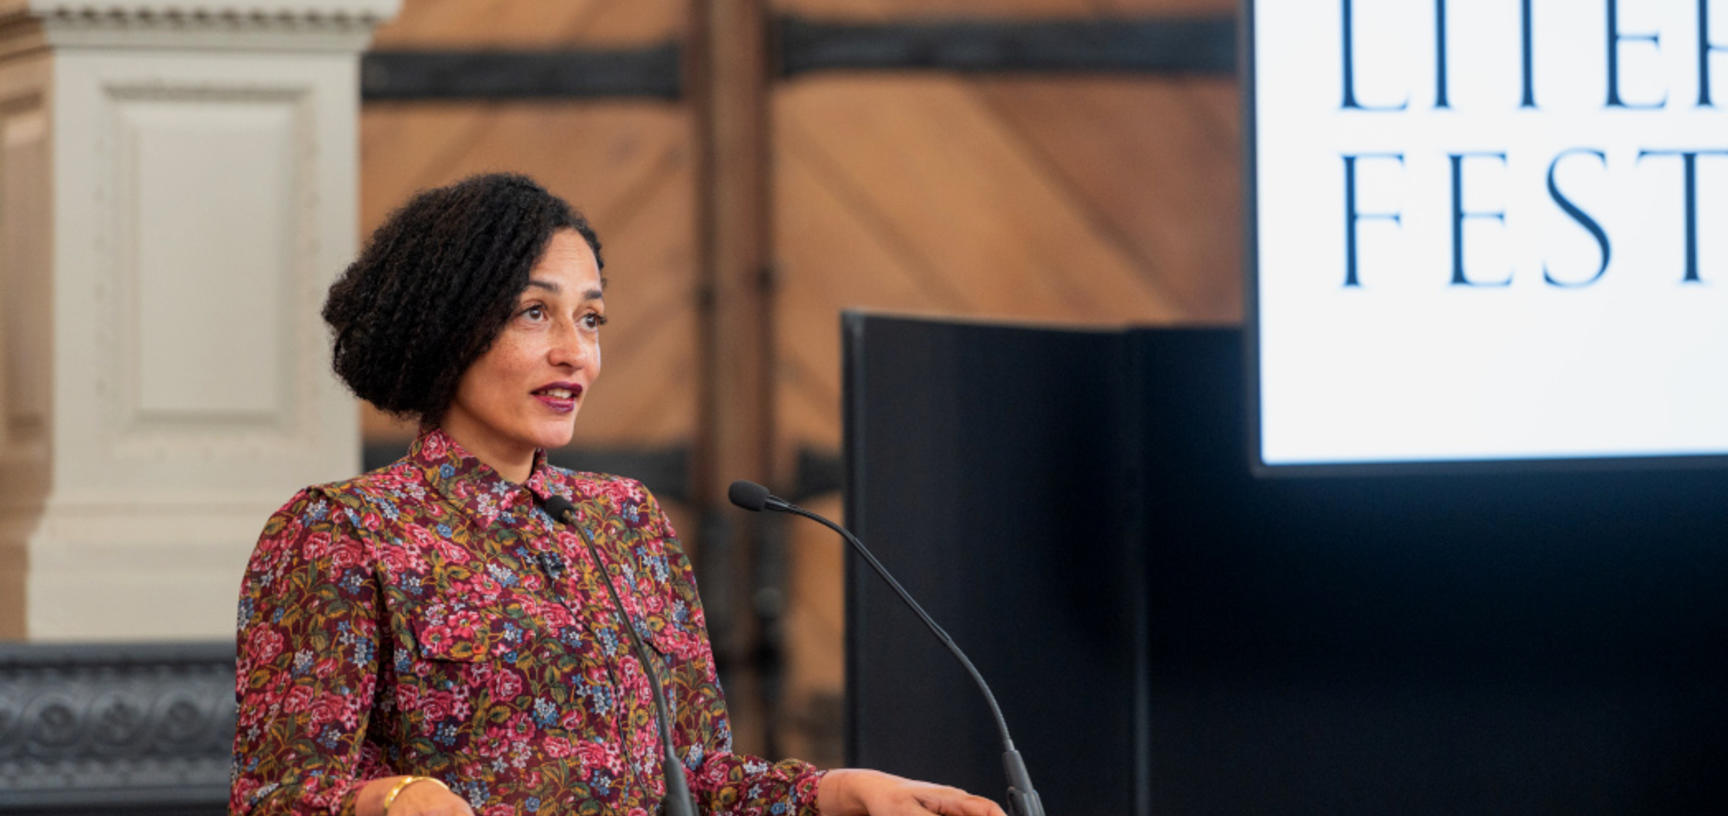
xmin=321 ymin=173 xmax=602 ymax=427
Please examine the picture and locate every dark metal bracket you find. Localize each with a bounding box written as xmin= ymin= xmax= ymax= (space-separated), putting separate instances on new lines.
xmin=774 ymin=15 xmax=1238 ymax=78
xmin=361 ymin=43 xmax=683 ymax=101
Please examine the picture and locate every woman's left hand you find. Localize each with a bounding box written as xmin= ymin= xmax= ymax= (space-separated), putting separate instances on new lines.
xmin=817 ymin=768 xmax=1008 ymax=816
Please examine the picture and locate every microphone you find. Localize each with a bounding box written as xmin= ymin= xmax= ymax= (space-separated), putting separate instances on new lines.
xmin=727 ymin=480 xmax=1047 ymax=816
xmin=726 ymin=480 xmax=789 ymax=513
xmin=540 ymin=495 xmax=697 ymax=816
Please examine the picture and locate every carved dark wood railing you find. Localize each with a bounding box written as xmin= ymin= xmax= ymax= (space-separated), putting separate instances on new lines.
xmin=0 ymin=642 xmax=233 ymax=815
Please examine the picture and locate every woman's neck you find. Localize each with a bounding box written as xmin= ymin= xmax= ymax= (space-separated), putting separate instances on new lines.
xmin=434 ymin=420 xmax=535 ymax=484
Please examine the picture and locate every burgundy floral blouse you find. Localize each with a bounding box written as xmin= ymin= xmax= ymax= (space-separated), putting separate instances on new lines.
xmin=231 ymin=428 xmax=823 ymax=816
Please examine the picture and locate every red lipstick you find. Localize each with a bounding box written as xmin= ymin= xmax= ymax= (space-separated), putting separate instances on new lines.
xmin=531 ymin=382 xmax=583 ymax=414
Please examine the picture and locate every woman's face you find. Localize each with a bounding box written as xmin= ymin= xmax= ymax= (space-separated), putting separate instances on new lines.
xmin=441 ymin=229 xmax=605 ymax=479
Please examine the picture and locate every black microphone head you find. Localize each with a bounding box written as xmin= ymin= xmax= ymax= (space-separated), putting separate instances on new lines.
xmin=542 ymin=494 xmax=577 ymax=521
xmin=728 ymin=480 xmax=772 ymax=512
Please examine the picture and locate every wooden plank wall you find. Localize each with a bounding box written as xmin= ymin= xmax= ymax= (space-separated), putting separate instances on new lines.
xmin=358 ymin=0 xmax=698 ymax=523
xmin=772 ymin=0 xmax=1240 ymax=767
xmin=356 ymin=0 xmax=1241 ymax=769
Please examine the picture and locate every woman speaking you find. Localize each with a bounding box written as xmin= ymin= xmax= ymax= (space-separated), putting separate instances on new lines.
xmin=230 ymin=174 xmax=1005 ymax=816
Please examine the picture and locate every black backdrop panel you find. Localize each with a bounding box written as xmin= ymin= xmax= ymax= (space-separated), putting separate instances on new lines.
xmin=844 ymin=314 xmax=1728 ymax=816
xmin=843 ymin=313 xmax=1144 ymax=816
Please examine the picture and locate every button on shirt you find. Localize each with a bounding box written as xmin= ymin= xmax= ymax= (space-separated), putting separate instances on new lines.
xmin=230 ymin=428 xmax=823 ymax=816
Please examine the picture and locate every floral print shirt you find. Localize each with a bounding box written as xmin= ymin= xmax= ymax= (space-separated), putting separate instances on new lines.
xmin=231 ymin=428 xmax=823 ymax=816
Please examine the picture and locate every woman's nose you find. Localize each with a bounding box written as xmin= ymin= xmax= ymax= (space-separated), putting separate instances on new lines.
xmin=549 ymin=321 xmax=592 ymax=368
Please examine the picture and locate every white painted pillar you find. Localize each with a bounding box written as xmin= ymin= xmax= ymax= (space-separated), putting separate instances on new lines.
xmin=0 ymin=0 xmax=397 ymax=640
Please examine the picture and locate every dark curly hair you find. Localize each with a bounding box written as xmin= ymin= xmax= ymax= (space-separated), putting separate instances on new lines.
xmin=321 ymin=173 xmax=602 ymax=427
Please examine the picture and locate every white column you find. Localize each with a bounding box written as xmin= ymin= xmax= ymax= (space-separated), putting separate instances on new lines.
xmin=0 ymin=0 xmax=397 ymax=640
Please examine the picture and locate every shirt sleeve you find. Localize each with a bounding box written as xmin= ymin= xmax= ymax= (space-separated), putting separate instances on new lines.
xmin=230 ymin=488 xmax=384 ymax=816
xmin=644 ymin=491 xmax=827 ymax=816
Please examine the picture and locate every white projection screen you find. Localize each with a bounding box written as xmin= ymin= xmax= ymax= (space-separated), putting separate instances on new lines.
xmin=1249 ymin=0 xmax=1728 ymax=471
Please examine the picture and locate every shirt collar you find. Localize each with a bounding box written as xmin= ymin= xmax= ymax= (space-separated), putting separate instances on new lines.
xmin=408 ymin=427 xmax=558 ymax=527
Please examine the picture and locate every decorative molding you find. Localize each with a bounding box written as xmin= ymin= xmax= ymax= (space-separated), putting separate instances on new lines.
xmin=95 ymin=78 xmax=326 ymax=463
xmin=1 ymin=0 xmax=399 ymax=54
xmin=0 ymin=641 xmax=233 ymax=811
xmin=4 ymin=0 xmax=397 ymax=28
xmin=7 ymin=0 xmax=397 ymax=19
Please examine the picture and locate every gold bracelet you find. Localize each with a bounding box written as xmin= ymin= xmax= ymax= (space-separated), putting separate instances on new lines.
xmin=382 ymin=775 xmax=449 ymax=814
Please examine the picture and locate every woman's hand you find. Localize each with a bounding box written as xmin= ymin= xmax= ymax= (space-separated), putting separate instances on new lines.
xmin=818 ymin=768 xmax=1007 ymax=816
xmin=355 ymin=775 xmax=475 ymax=816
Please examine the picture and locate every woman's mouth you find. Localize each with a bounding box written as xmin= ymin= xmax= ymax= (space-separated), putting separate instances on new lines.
xmin=532 ymin=384 xmax=582 ymax=413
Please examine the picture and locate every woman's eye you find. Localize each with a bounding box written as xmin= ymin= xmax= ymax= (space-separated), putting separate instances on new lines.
xmin=522 ymin=305 xmax=546 ymax=321
xmin=581 ymin=313 xmax=608 ymax=330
